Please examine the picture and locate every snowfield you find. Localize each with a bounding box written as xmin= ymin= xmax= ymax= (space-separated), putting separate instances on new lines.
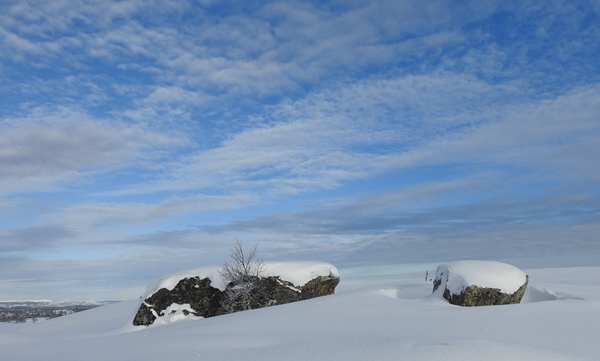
xmin=1 ymin=265 xmax=599 ymax=361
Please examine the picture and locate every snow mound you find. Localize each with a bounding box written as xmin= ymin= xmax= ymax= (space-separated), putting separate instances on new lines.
xmin=142 ymin=266 xmax=225 ymax=299
xmin=521 ymin=287 xmax=559 ymax=302
xmin=262 ymin=261 xmax=339 ymax=287
xmin=435 ymin=260 xmax=527 ymax=296
xmin=142 ymin=261 xmax=339 ymax=299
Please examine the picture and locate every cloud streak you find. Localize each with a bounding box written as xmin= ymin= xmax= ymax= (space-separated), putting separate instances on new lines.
xmin=0 ymin=107 xmax=183 ymax=194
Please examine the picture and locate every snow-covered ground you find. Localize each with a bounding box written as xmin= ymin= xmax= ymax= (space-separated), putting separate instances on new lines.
xmin=1 ymin=265 xmax=599 ymax=360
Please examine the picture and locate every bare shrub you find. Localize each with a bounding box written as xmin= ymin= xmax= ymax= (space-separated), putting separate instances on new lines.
xmin=219 ymin=239 xmax=265 ymax=311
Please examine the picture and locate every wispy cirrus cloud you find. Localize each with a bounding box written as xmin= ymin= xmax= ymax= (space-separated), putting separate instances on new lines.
xmin=1 ymin=0 xmax=599 ymax=301
xmin=0 ymin=225 xmax=76 ymax=253
xmin=137 ymin=74 xmax=600 ymax=199
xmin=0 ymin=0 xmax=496 ymax=105
xmin=45 ymin=193 xmax=260 ymax=230
xmin=0 ymin=107 xmax=183 ymax=195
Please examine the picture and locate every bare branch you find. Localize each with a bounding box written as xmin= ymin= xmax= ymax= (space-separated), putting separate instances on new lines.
xmin=219 ymin=239 xmax=264 ymax=311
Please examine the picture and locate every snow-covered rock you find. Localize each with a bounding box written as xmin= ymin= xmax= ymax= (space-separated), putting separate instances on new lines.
xmin=432 ymin=260 xmax=528 ymax=306
xmin=133 ymin=262 xmax=339 ymax=326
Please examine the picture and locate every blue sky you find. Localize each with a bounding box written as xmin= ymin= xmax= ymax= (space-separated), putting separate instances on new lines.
xmin=1 ymin=0 xmax=599 ymax=300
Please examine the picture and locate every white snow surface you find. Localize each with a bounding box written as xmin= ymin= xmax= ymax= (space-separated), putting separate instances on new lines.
xmin=152 ymin=303 xmax=203 ymax=325
xmin=1 ymin=265 xmax=600 ymax=360
xmin=261 ymin=261 xmax=339 ymax=286
xmin=435 ymin=260 xmax=528 ymax=295
xmin=142 ymin=261 xmax=339 ymax=298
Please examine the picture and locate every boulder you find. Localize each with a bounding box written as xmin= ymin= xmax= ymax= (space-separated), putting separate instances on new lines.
xmin=133 ymin=276 xmax=224 ymax=326
xmin=220 ymin=274 xmax=340 ymax=313
xmin=432 ymin=260 xmax=528 ymax=307
xmin=133 ymin=262 xmax=339 ymax=326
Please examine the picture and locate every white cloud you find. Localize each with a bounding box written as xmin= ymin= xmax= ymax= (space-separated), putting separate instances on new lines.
xmin=0 ymin=27 xmax=44 ymax=54
xmin=1 ymin=0 xmax=496 ymax=100
xmin=0 ymin=225 xmax=76 ymax=253
xmin=0 ymin=0 xmax=142 ymax=59
xmin=123 ymin=72 xmax=599 ymax=201
xmin=1 ymin=0 xmax=599 ymax=300
xmin=46 ymin=193 xmax=260 ymax=229
xmin=0 ymin=107 xmax=183 ymax=195
xmin=401 ymin=84 xmax=600 ymax=179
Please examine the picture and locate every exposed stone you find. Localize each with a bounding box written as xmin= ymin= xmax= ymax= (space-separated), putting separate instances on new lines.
xmin=132 ymin=303 xmax=155 ymax=326
xmin=298 ymin=275 xmax=340 ymax=300
xmin=441 ymin=277 xmax=528 ymax=306
xmin=133 ymin=270 xmax=340 ymax=326
xmin=133 ymin=276 xmax=224 ymax=326
xmin=251 ymin=276 xmax=302 ymax=307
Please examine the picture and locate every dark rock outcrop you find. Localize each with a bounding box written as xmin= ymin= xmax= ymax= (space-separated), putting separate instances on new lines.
xmin=133 ymin=277 xmax=224 ymax=326
xmin=133 ymin=273 xmax=339 ymax=326
xmin=299 ymin=275 xmax=340 ymax=300
xmin=439 ymin=277 xmax=528 ymax=307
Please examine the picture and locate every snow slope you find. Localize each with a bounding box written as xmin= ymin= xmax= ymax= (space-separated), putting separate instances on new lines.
xmin=1 ymin=266 xmax=599 ymax=361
